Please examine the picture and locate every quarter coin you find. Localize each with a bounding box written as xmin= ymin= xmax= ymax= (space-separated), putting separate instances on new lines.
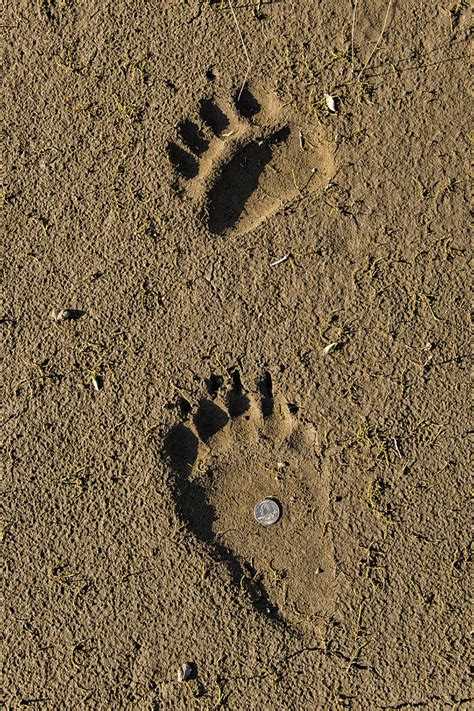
xmin=254 ymin=499 xmax=281 ymax=526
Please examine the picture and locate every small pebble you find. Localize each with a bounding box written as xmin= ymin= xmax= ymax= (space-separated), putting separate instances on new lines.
xmin=51 ymin=309 xmax=72 ymax=322
xmin=91 ymin=375 xmax=102 ymax=391
xmin=323 ymin=342 xmax=338 ymax=355
xmin=178 ymin=662 xmax=193 ymax=682
xmin=324 ymin=93 xmax=337 ymax=113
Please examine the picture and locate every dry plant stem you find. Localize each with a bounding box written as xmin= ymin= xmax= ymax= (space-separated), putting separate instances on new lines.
xmin=351 ymin=0 xmax=358 ymax=76
xmin=228 ymin=0 xmax=252 ymax=100
xmin=359 ymin=0 xmax=393 ymax=78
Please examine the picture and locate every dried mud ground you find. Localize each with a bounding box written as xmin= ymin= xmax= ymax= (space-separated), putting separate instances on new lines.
xmin=2 ymin=1 xmax=471 ymax=709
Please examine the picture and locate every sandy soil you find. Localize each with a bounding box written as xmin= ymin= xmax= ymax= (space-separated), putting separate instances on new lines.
xmin=3 ymin=1 xmax=471 ymax=708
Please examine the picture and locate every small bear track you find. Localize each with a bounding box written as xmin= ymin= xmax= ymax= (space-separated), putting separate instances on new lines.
xmin=168 ymin=85 xmax=335 ymax=235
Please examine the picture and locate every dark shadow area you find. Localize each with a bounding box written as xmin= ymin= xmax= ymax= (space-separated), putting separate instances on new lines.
xmin=258 ymin=370 xmax=274 ymax=417
xmin=162 ymin=418 xmax=281 ymax=621
xmin=193 ymin=399 xmax=229 ymax=441
xmin=179 ymin=119 xmax=209 ymax=155
xmin=163 ymin=423 xmax=214 ymax=542
xmin=204 ymin=373 xmax=223 ymax=399
xmin=235 ymin=85 xmax=261 ymax=119
xmin=178 ymin=396 xmax=192 ymax=419
xmin=199 ymin=99 xmax=230 ymax=135
xmin=227 ymin=370 xmax=250 ymax=417
xmin=207 ymin=126 xmax=290 ymax=234
xmin=167 ymin=142 xmax=199 ymax=179
xmin=163 ymin=423 xmax=199 ymax=477
xmin=63 ymin=309 xmax=85 ymax=321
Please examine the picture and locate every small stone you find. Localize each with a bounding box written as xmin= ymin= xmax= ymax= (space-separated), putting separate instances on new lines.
xmin=323 ymin=342 xmax=338 ymax=355
xmin=91 ymin=375 xmax=102 ymax=391
xmin=324 ymin=93 xmax=337 ymax=113
xmin=178 ymin=662 xmax=193 ymax=682
xmin=51 ymin=309 xmax=72 ymax=322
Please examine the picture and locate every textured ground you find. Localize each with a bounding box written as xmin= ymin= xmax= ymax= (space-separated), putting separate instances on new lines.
xmin=3 ymin=1 xmax=471 ymax=709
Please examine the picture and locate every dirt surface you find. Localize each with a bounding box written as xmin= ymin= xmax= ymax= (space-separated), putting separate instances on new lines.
xmin=3 ymin=1 xmax=471 ymax=708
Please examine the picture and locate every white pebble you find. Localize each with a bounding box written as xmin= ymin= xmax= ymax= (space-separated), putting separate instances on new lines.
xmin=51 ymin=309 xmax=72 ymax=322
xmin=178 ymin=662 xmax=193 ymax=682
xmin=324 ymin=94 xmax=337 ymax=113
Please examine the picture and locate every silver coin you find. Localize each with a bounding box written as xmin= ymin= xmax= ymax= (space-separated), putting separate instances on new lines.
xmin=254 ymin=499 xmax=281 ymax=526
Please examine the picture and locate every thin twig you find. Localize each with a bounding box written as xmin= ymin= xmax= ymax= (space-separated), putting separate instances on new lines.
xmin=351 ymin=0 xmax=358 ymax=76
xmin=228 ymin=0 xmax=252 ymax=100
xmin=359 ymin=0 xmax=393 ymax=78
xmin=270 ymin=253 xmax=290 ymax=267
xmin=393 ymin=437 xmax=403 ymax=460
